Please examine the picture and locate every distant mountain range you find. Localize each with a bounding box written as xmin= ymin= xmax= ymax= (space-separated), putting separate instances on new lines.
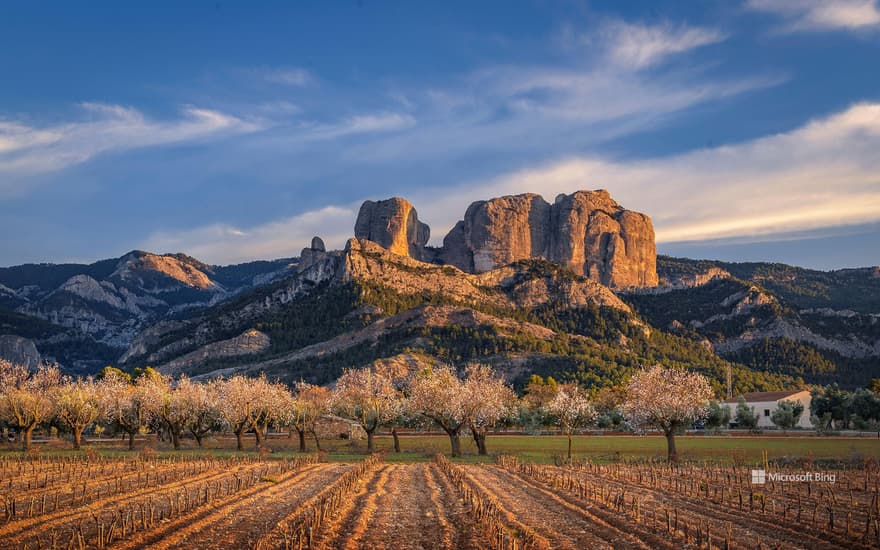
xmin=1 ymin=190 xmax=877 ymax=391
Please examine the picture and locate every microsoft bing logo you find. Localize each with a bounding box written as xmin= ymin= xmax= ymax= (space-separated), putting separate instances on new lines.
xmin=751 ymin=469 xmax=766 ymax=485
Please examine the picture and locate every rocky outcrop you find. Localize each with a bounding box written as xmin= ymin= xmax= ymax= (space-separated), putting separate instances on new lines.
xmin=158 ymin=328 xmax=271 ymax=376
xmin=441 ymin=190 xmax=657 ymax=288
xmin=298 ymin=235 xmax=330 ymax=272
xmin=354 ymin=198 xmax=430 ymax=260
xmin=0 ymin=335 xmax=42 ymax=369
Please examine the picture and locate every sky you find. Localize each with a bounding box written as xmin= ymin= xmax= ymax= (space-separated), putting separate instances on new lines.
xmin=1 ymin=1 xmax=878 ymax=270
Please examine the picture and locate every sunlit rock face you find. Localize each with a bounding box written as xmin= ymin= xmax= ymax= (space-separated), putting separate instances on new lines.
xmin=441 ymin=190 xmax=658 ymax=288
xmin=354 ymin=197 xmax=431 ymax=261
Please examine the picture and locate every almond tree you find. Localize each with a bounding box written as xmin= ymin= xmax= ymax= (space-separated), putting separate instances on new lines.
xmin=543 ymin=383 xmax=596 ymax=462
xmin=0 ymin=361 xmax=63 ymax=451
xmin=622 ymin=365 xmax=712 ymax=462
xmin=288 ymin=382 xmax=330 ymax=452
xmin=333 ymin=366 xmax=403 ymax=452
xmin=462 ymin=364 xmax=516 ymax=456
xmin=140 ymin=374 xmax=196 ymax=450
xmin=54 ymin=377 xmax=104 ymax=449
xmin=180 ymin=378 xmax=222 ymax=447
xmin=100 ymin=370 xmax=148 ymax=450
xmin=407 ymin=365 xmax=467 ymax=457
xmin=252 ymin=377 xmax=291 ymax=448
xmin=217 ymin=375 xmax=261 ymax=451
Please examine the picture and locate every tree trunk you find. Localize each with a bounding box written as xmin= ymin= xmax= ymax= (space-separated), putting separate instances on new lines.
xmin=392 ymin=427 xmax=400 ymax=453
xmin=235 ymin=429 xmax=245 ymax=452
xmin=254 ymin=426 xmax=264 ymax=448
xmin=73 ymin=427 xmax=84 ymax=450
xmin=171 ymin=429 xmax=180 ymax=450
xmin=23 ymin=424 xmax=35 ymax=452
xmin=473 ymin=430 xmax=487 ymax=456
xmin=128 ymin=431 xmax=135 ymax=451
xmin=297 ymin=430 xmax=307 ymax=452
xmin=567 ymin=432 xmax=573 ymax=462
xmin=446 ymin=428 xmax=462 ymax=457
xmin=311 ymin=429 xmax=322 ymax=451
xmin=665 ymin=429 xmax=677 ymax=462
xmin=194 ymin=433 xmax=204 ymax=447
xmin=366 ymin=429 xmax=375 ymax=452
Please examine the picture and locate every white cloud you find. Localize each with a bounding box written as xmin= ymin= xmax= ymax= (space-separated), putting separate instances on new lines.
xmin=410 ymin=102 xmax=880 ymax=245
xmin=746 ymin=0 xmax=880 ymax=31
xmin=144 ymin=103 xmax=880 ymax=263
xmin=0 ymin=103 xmax=262 ymax=186
xmin=140 ymin=205 xmax=358 ymax=264
xmin=598 ymin=20 xmax=727 ymax=69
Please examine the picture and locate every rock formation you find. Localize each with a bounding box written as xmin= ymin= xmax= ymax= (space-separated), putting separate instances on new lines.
xmin=298 ymin=235 xmax=329 ymax=272
xmin=441 ymin=190 xmax=657 ymax=288
xmin=0 ymin=335 xmax=42 ymax=369
xmin=354 ymin=198 xmax=430 ymax=261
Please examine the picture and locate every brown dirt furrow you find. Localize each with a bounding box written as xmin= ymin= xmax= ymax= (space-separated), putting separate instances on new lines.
xmin=120 ymin=462 xmax=350 ymax=550
xmin=315 ymin=463 xmax=393 ymax=550
xmin=350 ymin=463 xmax=483 ymax=550
xmin=0 ymin=461 xmax=270 ymax=544
xmin=423 ymin=463 xmax=487 ymax=550
xmin=489 ymin=466 xmax=678 ymax=550
xmin=554 ymin=466 xmax=862 ymax=550
xmin=462 ymin=464 xmax=621 ymax=550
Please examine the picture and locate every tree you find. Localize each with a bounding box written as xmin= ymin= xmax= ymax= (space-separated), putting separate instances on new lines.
xmin=217 ymin=375 xmax=261 ymax=451
xmin=704 ymin=400 xmax=731 ymax=433
xmin=54 ymin=377 xmax=103 ymax=449
xmin=333 ymin=366 xmax=403 ymax=452
xmin=462 ymin=364 xmax=516 ymax=456
xmin=99 ymin=370 xmax=148 ymax=450
xmin=810 ymin=385 xmax=852 ymax=429
xmin=179 ymin=378 xmax=222 ymax=447
xmin=251 ymin=377 xmax=291 ymax=448
xmin=520 ymin=375 xmax=559 ymax=432
xmin=543 ymin=383 xmax=596 ymax=462
xmin=407 ymin=365 xmax=468 ymax=457
xmin=0 ymin=361 xmax=63 ymax=451
xmin=770 ymin=399 xmax=804 ymax=433
xmin=140 ymin=374 xmax=196 ymax=450
xmin=735 ymin=397 xmax=759 ymax=432
xmin=288 ymin=382 xmax=330 ymax=452
xmin=622 ymin=365 xmax=712 ymax=462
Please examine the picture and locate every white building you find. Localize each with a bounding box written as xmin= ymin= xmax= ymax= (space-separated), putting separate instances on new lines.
xmin=723 ymin=390 xmax=812 ymax=429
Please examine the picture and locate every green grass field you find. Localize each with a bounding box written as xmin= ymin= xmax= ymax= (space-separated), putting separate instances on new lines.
xmin=5 ymin=432 xmax=879 ymax=465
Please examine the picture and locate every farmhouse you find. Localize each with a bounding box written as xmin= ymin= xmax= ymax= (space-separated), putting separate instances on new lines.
xmin=723 ymin=390 xmax=812 ymax=429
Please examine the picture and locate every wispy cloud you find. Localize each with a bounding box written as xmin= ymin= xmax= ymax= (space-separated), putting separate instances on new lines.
xmin=597 ymin=20 xmax=727 ymax=69
xmin=253 ymin=66 xmax=314 ymax=87
xmin=409 ymin=102 xmax=880 ymax=244
xmin=147 ymin=103 xmax=880 ymax=264
xmin=746 ymin=0 xmax=880 ymax=32
xmin=0 ymin=103 xmax=262 ymax=187
xmin=140 ymin=205 xmax=358 ymax=264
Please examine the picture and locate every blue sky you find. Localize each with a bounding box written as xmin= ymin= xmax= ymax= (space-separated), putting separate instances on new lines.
xmin=1 ymin=0 xmax=878 ymax=270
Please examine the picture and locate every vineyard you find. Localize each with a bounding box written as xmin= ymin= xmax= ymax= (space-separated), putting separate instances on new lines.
xmin=1 ymin=453 xmax=878 ymax=549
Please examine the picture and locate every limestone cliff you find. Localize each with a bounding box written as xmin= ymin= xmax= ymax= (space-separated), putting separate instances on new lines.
xmin=354 ymin=198 xmax=430 ymax=261
xmin=441 ymin=190 xmax=657 ymax=288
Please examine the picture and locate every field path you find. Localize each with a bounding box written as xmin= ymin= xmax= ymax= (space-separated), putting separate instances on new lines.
xmin=463 ymin=464 xmax=667 ymax=550
xmin=117 ymin=462 xmax=351 ymax=550
xmin=316 ymin=463 xmax=483 ymax=550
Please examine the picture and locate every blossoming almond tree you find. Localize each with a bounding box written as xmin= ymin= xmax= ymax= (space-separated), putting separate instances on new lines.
xmin=0 ymin=360 xmax=63 ymax=451
xmin=99 ymin=371 xmax=147 ymax=450
xmin=288 ymin=381 xmax=330 ymax=452
xmin=217 ymin=375 xmax=261 ymax=451
xmin=462 ymin=364 xmax=516 ymax=456
xmin=543 ymin=383 xmax=597 ymax=462
xmin=622 ymin=365 xmax=713 ymax=462
xmin=54 ymin=377 xmax=103 ymax=450
xmin=407 ymin=365 xmax=468 ymax=457
xmin=180 ymin=378 xmax=223 ymax=447
xmin=333 ymin=366 xmax=403 ymax=452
